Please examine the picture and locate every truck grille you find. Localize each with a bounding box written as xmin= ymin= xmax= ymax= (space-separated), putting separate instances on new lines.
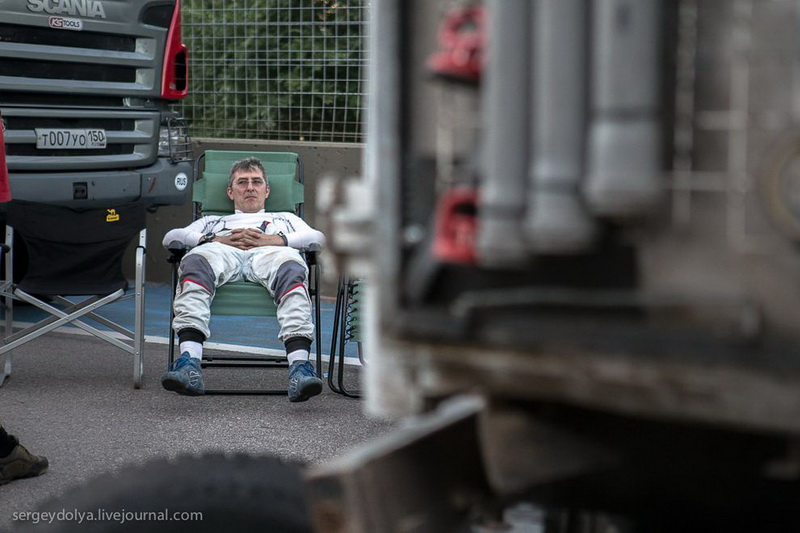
xmin=0 ymin=92 xmax=124 ymax=108
xmin=0 ymin=58 xmax=135 ymax=84
xmin=0 ymin=23 xmax=135 ymax=52
xmin=0 ymin=19 xmax=164 ymax=98
xmin=2 ymin=109 xmax=160 ymax=171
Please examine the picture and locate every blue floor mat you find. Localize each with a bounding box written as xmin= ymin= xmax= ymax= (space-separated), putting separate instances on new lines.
xmin=3 ymin=282 xmax=361 ymax=360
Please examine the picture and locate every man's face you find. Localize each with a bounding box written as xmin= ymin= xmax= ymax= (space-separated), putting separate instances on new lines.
xmin=227 ymin=169 xmax=269 ymax=213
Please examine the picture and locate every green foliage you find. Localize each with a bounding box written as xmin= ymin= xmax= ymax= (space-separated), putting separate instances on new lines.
xmin=178 ymin=0 xmax=366 ymax=142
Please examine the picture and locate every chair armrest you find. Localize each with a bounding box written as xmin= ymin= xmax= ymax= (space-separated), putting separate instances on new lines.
xmin=166 ymin=241 xmax=190 ymax=264
xmin=300 ymin=243 xmax=321 ymax=266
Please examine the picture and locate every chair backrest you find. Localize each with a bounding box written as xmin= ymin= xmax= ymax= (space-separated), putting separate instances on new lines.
xmin=190 ymin=151 xmax=307 ymax=317
xmin=7 ymin=200 xmax=146 ymax=295
xmin=193 ymin=151 xmax=304 ymax=216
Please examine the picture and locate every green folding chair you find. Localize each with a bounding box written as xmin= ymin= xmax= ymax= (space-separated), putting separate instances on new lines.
xmin=167 ymin=150 xmax=322 ymax=395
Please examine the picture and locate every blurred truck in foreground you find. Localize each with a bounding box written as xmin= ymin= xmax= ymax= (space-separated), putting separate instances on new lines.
xmin=310 ymin=0 xmax=800 ymax=531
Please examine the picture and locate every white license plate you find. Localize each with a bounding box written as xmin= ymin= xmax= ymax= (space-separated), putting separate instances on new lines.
xmin=35 ymin=128 xmax=107 ymax=149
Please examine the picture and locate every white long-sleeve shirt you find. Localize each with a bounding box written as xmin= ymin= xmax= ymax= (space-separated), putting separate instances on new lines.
xmin=162 ymin=210 xmax=326 ymax=251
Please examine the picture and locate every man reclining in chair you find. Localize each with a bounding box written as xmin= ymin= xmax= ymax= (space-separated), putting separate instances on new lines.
xmin=161 ymin=157 xmax=325 ymax=402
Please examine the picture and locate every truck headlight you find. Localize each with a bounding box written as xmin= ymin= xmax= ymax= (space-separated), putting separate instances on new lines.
xmin=158 ymin=117 xmax=192 ymax=163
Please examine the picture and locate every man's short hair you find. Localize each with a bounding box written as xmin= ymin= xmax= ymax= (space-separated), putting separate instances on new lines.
xmin=228 ymin=157 xmax=268 ymax=188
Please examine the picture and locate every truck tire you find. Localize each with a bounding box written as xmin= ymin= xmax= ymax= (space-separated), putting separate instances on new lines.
xmin=17 ymin=453 xmax=313 ymax=533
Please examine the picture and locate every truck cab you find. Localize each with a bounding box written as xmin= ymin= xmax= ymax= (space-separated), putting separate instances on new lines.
xmin=0 ymin=0 xmax=192 ymax=208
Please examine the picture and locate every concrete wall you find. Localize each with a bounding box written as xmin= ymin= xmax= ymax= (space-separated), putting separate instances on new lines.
xmin=129 ymin=138 xmax=363 ymax=296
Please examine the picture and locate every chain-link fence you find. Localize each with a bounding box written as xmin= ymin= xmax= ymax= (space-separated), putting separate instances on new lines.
xmin=177 ymin=1 xmax=368 ymax=143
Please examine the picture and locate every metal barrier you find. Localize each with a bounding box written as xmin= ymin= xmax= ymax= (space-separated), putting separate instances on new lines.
xmin=178 ymin=1 xmax=368 ymax=143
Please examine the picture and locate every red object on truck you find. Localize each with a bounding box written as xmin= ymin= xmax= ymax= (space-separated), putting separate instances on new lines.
xmin=0 ymin=111 xmax=10 ymax=203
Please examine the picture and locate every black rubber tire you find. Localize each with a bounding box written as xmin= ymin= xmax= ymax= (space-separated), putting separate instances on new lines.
xmin=15 ymin=453 xmax=313 ymax=533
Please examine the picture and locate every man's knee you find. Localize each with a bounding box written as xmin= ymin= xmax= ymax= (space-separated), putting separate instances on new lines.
xmin=272 ymin=259 xmax=308 ymax=302
xmin=178 ymin=254 xmax=216 ymax=294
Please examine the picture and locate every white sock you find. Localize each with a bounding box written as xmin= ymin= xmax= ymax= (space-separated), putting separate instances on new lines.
xmin=286 ymin=349 xmax=309 ymax=366
xmin=180 ymin=341 xmax=203 ymax=360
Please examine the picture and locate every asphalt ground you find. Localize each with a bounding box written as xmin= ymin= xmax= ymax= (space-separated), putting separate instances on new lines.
xmin=0 ymin=331 xmax=394 ymax=532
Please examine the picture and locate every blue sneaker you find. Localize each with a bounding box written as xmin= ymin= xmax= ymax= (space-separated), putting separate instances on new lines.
xmin=288 ymin=360 xmax=322 ymax=402
xmin=161 ymin=353 xmax=205 ymax=396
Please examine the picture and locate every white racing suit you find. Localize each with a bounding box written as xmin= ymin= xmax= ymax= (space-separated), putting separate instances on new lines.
xmin=163 ymin=210 xmax=326 ymax=348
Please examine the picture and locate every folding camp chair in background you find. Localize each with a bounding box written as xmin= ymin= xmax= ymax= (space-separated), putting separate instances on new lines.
xmin=0 ymin=200 xmax=147 ymax=388
xmin=166 ymin=150 xmax=323 ymax=395
xmin=327 ymin=276 xmax=364 ymax=398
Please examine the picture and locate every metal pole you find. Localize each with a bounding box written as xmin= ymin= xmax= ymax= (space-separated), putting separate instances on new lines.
xmin=476 ymin=0 xmax=532 ymax=267
xmin=525 ymin=0 xmax=597 ymax=254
